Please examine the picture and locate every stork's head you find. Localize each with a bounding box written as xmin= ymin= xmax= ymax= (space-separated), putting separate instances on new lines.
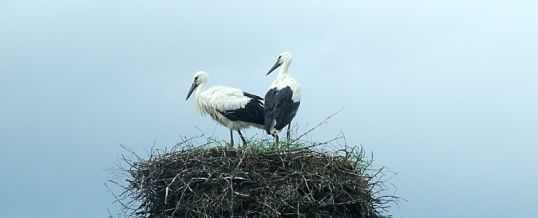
xmin=267 ymin=51 xmax=293 ymax=75
xmin=186 ymin=71 xmax=208 ymax=100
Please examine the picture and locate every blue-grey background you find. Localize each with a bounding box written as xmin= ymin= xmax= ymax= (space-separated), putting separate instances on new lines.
xmin=1 ymin=1 xmax=537 ymax=217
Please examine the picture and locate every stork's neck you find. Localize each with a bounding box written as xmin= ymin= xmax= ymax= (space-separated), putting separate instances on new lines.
xmin=193 ymin=82 xmax=207 ymax=113
xmin=277 ymin=60 xmax=291 ymax=76
xmin=195 ymin=82 xmax=206 ymax=97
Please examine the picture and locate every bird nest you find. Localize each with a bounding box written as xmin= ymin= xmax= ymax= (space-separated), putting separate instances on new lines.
xmin=111 ymin=138 xmax=395 ymax=218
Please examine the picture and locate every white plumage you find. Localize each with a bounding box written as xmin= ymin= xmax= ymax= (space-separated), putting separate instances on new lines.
xmin=186 ymin=71 xmax=265 ymax=146
xmin=268 ymin=73 xmax=302 ymax=103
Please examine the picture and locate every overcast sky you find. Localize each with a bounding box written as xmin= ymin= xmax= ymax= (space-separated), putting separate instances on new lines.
xmin=1 ymin=0 xmax=537 ymax=217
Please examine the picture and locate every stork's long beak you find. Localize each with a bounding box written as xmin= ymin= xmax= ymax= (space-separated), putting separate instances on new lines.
xmin=186 ymin=82 xmax=198 ymax=100
xmin=267 ymin=60 xmax=282 ymax=75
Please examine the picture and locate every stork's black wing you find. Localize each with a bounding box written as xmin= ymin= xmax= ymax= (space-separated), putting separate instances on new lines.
xmin=264 ymin=86 xmax=300 ymax=133
xmin=217 ymin=92 xmax=265 ymax=126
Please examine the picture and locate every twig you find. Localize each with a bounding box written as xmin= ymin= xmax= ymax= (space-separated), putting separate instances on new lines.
xmin=291 ymin=107 xmax=343 ymax=144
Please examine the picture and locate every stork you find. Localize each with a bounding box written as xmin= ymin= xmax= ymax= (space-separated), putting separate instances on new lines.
xmin=186 ymin=71 xmax=265 ymax=147
xmin=264 ymin=52 xmax=301 ymax=145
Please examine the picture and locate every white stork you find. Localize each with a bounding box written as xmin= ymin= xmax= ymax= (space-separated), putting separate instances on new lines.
xmin=186 ymin=71 xmax=265 ymax=147
xmin=264 ymin=52 xmax=301 ymax=144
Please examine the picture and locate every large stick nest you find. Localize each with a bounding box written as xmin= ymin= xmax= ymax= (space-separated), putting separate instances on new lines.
xmin=113 ymin=140 xmax=394 ymax=218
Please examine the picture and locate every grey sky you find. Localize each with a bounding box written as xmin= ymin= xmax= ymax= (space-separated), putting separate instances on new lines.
xmin=1 ymin=0 xmax=537 ymax=217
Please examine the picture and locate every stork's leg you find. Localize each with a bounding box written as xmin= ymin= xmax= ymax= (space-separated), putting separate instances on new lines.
xmin=237 ymin=130 xmax=247 ymax=147
xmin=286 ymin=123 xmax=292 ymax=142
xmin=228 ymin=129 xmax=234 ymax=147
xmin=273 ymin=132 xmax=280 ymax=149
